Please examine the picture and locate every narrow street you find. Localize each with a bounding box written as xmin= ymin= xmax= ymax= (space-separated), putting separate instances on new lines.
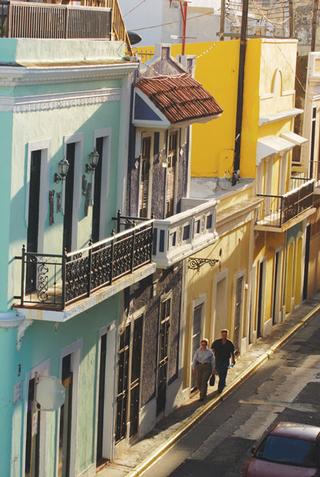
xmin=141 ymin=314 xmax=320 ymax=477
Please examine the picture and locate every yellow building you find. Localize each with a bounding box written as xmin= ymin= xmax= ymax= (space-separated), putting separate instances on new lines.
xmin=136 ymin=38 xmax=316 ymax=395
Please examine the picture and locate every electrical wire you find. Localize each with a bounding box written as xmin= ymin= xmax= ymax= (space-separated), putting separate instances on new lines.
xmin=123 ymin=0 xmax=146 ymax=18
xmin=133 ymin=11 xmax=213 ymax=32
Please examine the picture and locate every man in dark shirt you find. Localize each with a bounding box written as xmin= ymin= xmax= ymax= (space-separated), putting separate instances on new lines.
xmin=211 ymin=329 xmax=235 ymax=393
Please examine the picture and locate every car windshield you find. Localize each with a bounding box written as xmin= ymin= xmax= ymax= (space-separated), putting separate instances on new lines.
xmin=256 ymin=435 xmax=318 ymax=468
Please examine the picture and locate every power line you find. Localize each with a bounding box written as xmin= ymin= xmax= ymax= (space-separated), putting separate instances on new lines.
xmin=133 ymin=11 xmax=213 ymax=32
xmin=123 ymin=0 xmax=147 ymax=18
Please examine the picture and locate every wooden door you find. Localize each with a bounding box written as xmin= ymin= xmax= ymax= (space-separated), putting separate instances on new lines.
xmin=92 ymin=137 xmax=103 ymax=243
xmin=115 ymin=324 xmax=130 ymax=443
xmin=96 ymin=334 xmax=107 ymax=465
xmin=26 ymin=150 xmax=42 ymax=294
xmin=234 ymin=276 xmax=244 ymax=352
xmin=25 ymin=378 xmax=40 ymax=477
xmin=156 ymin=298 xmax=171 ymax=416
xmin=58 ymin=355 xmax=73 ymax=477
xmin=191 ymin=303 xmax=203 ymax=388
xmin=166 ymin=132 xmax=178 ymax=217
xmin=139 ymin=136 xmax=151 ymax=218
xmin=129 ymin=315 xmax=143 ymax=437
xmin=63 ymin=144 xmax=76 ymax=252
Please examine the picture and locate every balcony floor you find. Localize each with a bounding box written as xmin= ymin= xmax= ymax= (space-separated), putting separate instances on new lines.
xmin=15 ymin=262 xmax=156 ymax=322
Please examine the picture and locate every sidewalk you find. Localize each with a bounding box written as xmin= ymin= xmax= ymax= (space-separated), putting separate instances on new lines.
xmin=100 ymin=296 xmax=320 ymax=477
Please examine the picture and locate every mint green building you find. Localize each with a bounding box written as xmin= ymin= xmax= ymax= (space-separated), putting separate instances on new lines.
xmin=0 ymin=29 xmax=155 ymax=477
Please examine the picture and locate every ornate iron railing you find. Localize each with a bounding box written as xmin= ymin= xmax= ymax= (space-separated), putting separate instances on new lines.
xmin=256 ymin=177 xmax=315 ymax=228
xmin=15 ymin=220 xmax=153 ymax=310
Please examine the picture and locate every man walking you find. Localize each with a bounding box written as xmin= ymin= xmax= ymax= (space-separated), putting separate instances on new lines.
xmin=211 ymin=329 xmax=235 ymax=393
xmin=192 ymin=339 xmax=216 ymax=401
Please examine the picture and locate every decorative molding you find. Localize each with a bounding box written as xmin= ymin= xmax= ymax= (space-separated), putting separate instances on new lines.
xmin=0 ymin=63 xmax=138 ymax=87
xmin=0 ymin=310 xmax=25 ymax=328
xmin=0 ymin=88 xmax=121 ymax=113
xmin=17 ymin=318 xmax=33 ymax=351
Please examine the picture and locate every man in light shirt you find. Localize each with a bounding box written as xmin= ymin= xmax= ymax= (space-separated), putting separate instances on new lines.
xmin=192 ymin=338 xmax=216 ymax=401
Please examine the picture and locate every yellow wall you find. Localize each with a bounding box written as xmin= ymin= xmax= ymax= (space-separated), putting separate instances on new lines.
xmin=136 ymin=39 xmax=298 ymax=181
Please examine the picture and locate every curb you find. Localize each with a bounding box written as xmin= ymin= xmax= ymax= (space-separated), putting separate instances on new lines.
xmin=126 ymin=303 xmax=320 ymax=477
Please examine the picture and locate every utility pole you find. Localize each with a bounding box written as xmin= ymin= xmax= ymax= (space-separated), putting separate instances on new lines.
xmin=311 ymin=0 xmax=319 ymax=52
xmin=288 ymin=0 xmax=294 ymax=38
xmin=220 ymin=0 xmax=226 ymax=40
xmin=233 ymin=0 xmax=249 ymax=184
xmin=180 ymin=1 xmax=188 ymax=55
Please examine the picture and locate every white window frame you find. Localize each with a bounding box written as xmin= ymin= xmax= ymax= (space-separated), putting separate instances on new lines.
xmin=56 ymin=339 xmax=82 ymax=477
xmin=93 ymin=128 xmax=112 ymax=241
xmin=63 ymin=133 xmax=84 ymax=251
xmin=25 ymin=139 xmax=50 ymax=254
xmin=138 ymin=132 xmax=153 ymax=218
xmin=22 ymin=359 xmax=50 ymax=477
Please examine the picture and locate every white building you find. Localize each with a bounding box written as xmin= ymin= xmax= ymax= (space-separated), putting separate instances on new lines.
xmin=119 ymin=0 xmax=221 ymax=46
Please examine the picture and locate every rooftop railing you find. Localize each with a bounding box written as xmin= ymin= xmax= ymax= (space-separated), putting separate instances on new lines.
xmin=0 ymin=0 xmax=132 ymax=53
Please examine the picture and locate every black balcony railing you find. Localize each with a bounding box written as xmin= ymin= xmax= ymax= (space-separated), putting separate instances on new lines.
xmin=256 ymin=177 xmax=315 ymax=228
xmin=15 ymin=220 xmax=153 ymax=311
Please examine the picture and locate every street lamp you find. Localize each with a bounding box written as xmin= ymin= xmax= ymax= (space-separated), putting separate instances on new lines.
xmin=86 ymin=149 xmax=100 ymax=173
xmin=54 ymin=158 xmax=70 ymax=183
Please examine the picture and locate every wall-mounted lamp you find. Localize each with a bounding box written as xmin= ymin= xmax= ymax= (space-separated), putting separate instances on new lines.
xmin=54 ymin=158 xmax=70 ymax=183
xmin=86 ymin=149 xmax=100 ymax=173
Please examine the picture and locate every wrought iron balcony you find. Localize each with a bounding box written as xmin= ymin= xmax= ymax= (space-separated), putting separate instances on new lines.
xmin=152 ymin=199 xmax=218 ymax=268
xmin=14 ymin=220 xmax=153 ymax=311
xmin=256 ymin=177 xmax=315 ymax=229
xmin=0 ymin=0 xmax=132 ymax=53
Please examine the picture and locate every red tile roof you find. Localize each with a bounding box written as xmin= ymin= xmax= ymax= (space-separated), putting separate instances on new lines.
xmin=136 ymin=73 xmax=223 ymax=124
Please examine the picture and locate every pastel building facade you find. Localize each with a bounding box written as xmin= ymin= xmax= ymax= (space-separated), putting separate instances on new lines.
xmin=0 ymin=31 xmax=157 ymax=477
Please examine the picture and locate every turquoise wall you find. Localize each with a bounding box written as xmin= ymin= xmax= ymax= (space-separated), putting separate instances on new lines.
xmin=10 ymin=296 xmax=119 ymax=477
xmin=7 ymin=78 xmax=123 ymax=308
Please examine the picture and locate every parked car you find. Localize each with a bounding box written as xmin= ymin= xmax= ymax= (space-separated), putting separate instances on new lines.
xmin=243 ymin=422 xmax=320 ymax=477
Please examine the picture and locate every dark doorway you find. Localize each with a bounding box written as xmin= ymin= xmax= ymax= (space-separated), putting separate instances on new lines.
xmin=303 ymin=225 xmax=311 ymax=300
xmin=115 ymin=316 xmax=144 ymax=442
xmin=191 ymin=303 xmax=202 ymax=388
xmin=234 ymin=276 xmax=244 ymax=352
xmin=63 ymin=144 xmax=76 ymax=252
xmin=139 ymin=136 xmax=151 ymax=218
xmin=58 ymin=354 xmax=73 ymax=477
xmin=96 ymin=334 xmax=107 ymax=466
xmin=272 ymin=251 xmax=280 ymax=325
xmin=92 ymin=138 xmax=103 ymax=243
xmin=257 ymin=262 xmax=264 ymax=339
xmin=26 ymin=150 xmax=42 ymax=294
xmin=25 ymin=378 xmax=40 ymax=477
xmin=310 ymin=107 xmax=317 ymax=179
xmin=156 ymin=298 xmax=171 ymax=416
xmin=115 ymin=324 xmax=130 ymax=443
xmin=129 ymin=315 xmax=143 ymax=437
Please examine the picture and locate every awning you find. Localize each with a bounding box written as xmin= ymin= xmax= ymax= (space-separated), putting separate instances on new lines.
xmin=280 ymin=131 xmax=308 ymax=146
xmin=257 ymin=136 xmax=294 ymax=164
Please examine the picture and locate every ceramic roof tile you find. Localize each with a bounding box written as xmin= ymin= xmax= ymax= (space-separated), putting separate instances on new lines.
xmin=136 ymin=73 xmax=223 ymax=124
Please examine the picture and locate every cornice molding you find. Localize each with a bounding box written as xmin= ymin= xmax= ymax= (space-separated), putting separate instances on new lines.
xmin=0 ymin=62 xmax=138 ymax=87
xmin=0 ymin=87 xmax=121 ymax=113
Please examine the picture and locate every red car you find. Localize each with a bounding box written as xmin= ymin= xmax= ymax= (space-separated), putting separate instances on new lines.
xmin=243 ymin=422 xmax=320 ymax=477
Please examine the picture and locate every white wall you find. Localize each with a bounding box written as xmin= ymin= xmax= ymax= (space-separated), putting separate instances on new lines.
xmin=119 ymin=0 xmax=221 ymax=46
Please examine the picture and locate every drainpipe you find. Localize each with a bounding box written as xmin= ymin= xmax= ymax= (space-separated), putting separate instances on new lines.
xmin=233 ymin=0 xmax=249 ymax=185
xmin=180 ymin=1 xmax=188 ymax=56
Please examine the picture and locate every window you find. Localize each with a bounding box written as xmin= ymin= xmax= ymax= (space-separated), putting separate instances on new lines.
xmin=139 ymin=136 xmax=152 ymax=218
xmin=183 ymin=224 xmax=190 ymax=241
xmin=166 ymin=131 xmax=179 ymax=217
xmin=206 ymin=214 xmax=213 ymax=230
xmin=169 ymin=231 xmax=177 ymax=247
xmin=256 ymin=435 xmax=318 ymax=468
xmin=195 ymin=219 xmax=201 ymax=234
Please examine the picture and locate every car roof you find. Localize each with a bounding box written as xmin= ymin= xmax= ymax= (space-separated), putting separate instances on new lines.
xmin=270 ymin=422 xmax=320 ymax=442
